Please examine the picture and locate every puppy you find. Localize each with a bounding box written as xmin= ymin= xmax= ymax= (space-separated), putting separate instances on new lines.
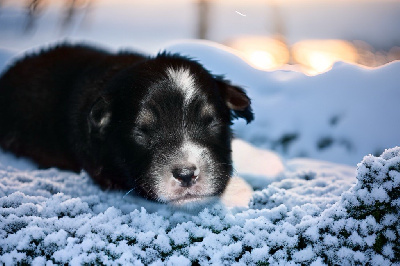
xmin=0 ymin=44 xmax=253 ymax=205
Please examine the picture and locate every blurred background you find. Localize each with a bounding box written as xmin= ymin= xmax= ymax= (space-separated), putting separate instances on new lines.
xmin=0 ymin=0 xmax=400 ymax=75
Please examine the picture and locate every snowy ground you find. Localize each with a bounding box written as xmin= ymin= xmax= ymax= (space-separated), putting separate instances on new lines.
xmin=1 ymin=139 xmax=399 ymax=265
xmin=0 ymin=41 xmax=400 ymax=265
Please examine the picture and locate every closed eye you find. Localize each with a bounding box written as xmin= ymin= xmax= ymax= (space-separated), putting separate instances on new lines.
xmin=133 ymin=127 xmax=150 ymax=144
xmin=203 ymin=116 xmax=221 ymax=130
xmin=209 ymin=120 xmax=221 ymax=129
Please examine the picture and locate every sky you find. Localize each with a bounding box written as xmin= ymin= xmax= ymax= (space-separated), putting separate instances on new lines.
xmin=0 ymin=0 xmax=399 ymax=53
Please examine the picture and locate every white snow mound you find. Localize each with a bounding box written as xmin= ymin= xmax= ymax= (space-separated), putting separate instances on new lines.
xmin=1 ymin=145 xmax=399 ymax=265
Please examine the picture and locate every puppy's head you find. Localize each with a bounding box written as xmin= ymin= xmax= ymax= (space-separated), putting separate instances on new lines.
xmin=89 ymin=53 xmax=253 ymax=206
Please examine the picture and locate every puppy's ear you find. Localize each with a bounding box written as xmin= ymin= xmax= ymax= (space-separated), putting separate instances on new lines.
xmin=215 ymin=77 xmax=254 ymax=123
xmin=88 ymin=97 xmax=111 ymax=135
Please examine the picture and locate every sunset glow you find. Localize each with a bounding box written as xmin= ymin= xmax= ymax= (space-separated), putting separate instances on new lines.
xmin=292 ymin=40 xmax=359 ymax=75
xmin=228 ymin=36 xmax=290 ymax=71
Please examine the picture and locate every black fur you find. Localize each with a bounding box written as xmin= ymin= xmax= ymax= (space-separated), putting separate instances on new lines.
xmin=0 ymin=44 xmax=253 ymax=205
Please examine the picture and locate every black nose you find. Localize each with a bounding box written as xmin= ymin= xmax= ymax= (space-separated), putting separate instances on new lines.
xmin=172 ymin=165 xmax=198 ymax=187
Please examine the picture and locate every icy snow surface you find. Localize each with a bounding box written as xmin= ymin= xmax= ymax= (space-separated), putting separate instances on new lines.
xmin=1 ymin=41 xmax=400 ymax=265
xmin=1 ymin=141 xmax=399 ymax=265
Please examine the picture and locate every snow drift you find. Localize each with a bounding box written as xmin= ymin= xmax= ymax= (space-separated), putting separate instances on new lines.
xmin=2 ymin=40 xmax=400 ymax=166
xmin=166 ymin=40 xmax=400 ymax=166
xmin=0 ymin=144 xmax=399 ymax=265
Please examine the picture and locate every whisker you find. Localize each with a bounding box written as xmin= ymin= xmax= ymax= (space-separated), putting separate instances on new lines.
xmin=122 ymin=188 xmax=134 ymax=199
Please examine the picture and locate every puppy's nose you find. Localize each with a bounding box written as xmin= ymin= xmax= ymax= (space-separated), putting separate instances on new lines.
xmin=172 ymin=165 xmax=199 ymax=187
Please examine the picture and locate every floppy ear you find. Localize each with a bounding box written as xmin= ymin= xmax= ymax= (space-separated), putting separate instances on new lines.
xmin=215 ymin=77 xmax=254 ymax=123
xmin=88 ymin=97 xmax=111 ymax=135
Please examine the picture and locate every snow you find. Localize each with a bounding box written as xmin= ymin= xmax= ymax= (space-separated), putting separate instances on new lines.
xmin=165 ymin=40 xmax=400 ymax=166
xmin=1 ymin=144 xmax=399 ymax=264
xmin=1 ymin=40 xmax=400 ymax=264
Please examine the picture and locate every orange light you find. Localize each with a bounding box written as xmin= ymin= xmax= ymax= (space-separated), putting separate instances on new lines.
xmin=307 ymin=51 xmax=336 ymax=73
xmin=248 ymin=50 xmax=277 ymax=70
xmin=227 ymin=36 xmax=290 ymax=71
xmin=292 ymin=39 xmax=359 ymax=75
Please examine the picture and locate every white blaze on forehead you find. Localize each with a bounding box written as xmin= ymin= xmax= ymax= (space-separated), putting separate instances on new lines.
xmin=166 ymin=67 xmax=197 ymax=103
xmin=182 ymin=141 xmax=205 ymax=166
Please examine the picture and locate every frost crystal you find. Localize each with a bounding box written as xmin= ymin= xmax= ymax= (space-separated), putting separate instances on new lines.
xmin=1 ymin=146 xmax=400 ymax=265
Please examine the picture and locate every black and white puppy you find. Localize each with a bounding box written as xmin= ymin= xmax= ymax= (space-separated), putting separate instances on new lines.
xmin=0 ymin=44 xmax=253 ymax=205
